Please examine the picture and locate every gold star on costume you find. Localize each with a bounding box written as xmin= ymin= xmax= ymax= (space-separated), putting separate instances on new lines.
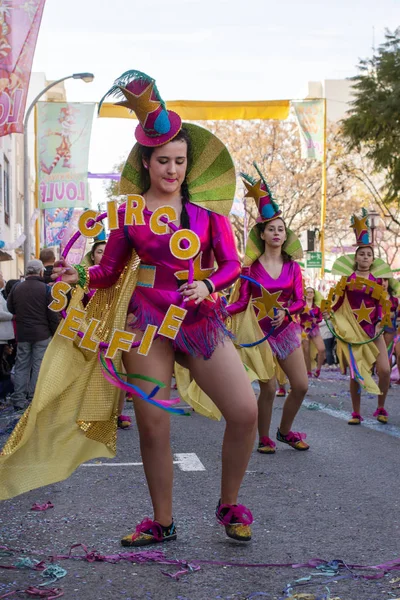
xmin=174 ymin=252 xmax=215 ymax=283
xmin=353 ymin=300 xmax=374 ymax=324
xmin=303 ymin=320 xmax=313 ymax=330
xmin=303 ymin=305 xmax=312 ymax=314
xmin=174 ymin=253 xmax=216 ymax=303
xmin=243 ymin=180 xmax=267 ymax=204
xmin=352 ymin=215 xmax=368 ymax=237
xmin=252 ymin=286 xmax=283 ymax=321
xmin=117 ymin=82 xmax=160 ymax=124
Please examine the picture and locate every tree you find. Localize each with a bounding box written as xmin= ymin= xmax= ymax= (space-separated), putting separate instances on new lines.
xmin=104 ymin=119 xmax=398 ymax=266
xmin=341 ymin=28 xmax=400 ymax=207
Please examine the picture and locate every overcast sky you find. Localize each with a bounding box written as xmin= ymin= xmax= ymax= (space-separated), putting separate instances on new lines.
xmin=31 ymin=0 xmax=399 ymax=205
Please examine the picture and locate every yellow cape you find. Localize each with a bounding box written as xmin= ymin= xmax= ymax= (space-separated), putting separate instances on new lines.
xmin=0 ymin=253 xmax=140 ymax=500
xmin=332 ymin=296 xmax=380 ymax=395
xmin=174 ymin=278 xmax=276 ymax=416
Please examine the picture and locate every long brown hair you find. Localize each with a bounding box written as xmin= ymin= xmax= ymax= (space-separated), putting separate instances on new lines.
xmin=257 ymin=217 xmax=292 ymax=263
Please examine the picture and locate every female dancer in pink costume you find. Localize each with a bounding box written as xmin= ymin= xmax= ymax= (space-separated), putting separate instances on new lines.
xmin=54 ymin=71 xmax=257 ymax=546
xmin=300 ymin=287 xmax=326 ymax=378
xmin=330 ymin=213 xmax=390 ymax=425
xmin=227 ymin=168 xmax=309 ymax=454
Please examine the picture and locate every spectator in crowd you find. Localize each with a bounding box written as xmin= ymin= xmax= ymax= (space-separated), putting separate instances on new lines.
xmin=3 ymin=279 xmax=19 ymax=300
xmin=7 ymin=259 xmax=60 ymax=411
xmin=0 ymin=271 xmax=15 ymax=402
xmin=39 ymin=248 xmax=56 ymax=284
xmin=319 ymin=319 xmax=336 ymax=368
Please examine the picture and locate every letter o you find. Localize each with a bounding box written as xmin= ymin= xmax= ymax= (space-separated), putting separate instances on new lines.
xmin=169 ymin=230 xmax=200 ymax=260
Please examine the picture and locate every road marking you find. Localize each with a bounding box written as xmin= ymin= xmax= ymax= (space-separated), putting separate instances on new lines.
xmin=303 ymin=399 xmax=400 ymax=439
xmin=174 ymin=452 xmax=206 ymax=471
xmin=82 ymin=452 xmax=206 ymax=471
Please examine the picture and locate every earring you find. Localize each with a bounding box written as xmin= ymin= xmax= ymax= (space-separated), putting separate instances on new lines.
xmin=144 ymin=164 xmax=149 ymax=170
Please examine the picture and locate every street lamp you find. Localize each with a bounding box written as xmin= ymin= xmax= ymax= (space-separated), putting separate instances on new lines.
xmin=368 ymin=208 xmax=380 ymax=245
xmin=23 ymin=72 xmax=95 ymax=269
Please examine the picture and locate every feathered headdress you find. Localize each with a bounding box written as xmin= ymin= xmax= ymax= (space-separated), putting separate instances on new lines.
xmin=241 ymin=162 xmax=282 ymax=222
xmin=99 ymin=70 xmax=182 ymax=147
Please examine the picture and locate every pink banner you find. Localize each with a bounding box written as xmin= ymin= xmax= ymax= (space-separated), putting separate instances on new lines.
xmin=0 ymin=0 xmax=46 ymax=137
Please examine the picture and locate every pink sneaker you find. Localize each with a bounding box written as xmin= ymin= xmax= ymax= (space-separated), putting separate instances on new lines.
xmin=373 ymin=407 xmax=388 ymax=424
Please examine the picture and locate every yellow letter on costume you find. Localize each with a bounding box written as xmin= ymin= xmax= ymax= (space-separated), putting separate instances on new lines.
xmin=106 ymin=329 xmax=136 ymax=359
xmin=78 ymin=210 xmax=103 ymax=238
xmin=49 ymin=281 xmax=71 ymax=312
xmin=137 ymin=324 xmax=158 ymax=356
xmin=58 ymin=307 xmax=85 ymax=341
xmin=150 ymin=206 xmax=177 ymax=235
xmin=158 ymin=305 xmax=187 ymax=340
xmin=79 ymin=318 xmax=101 ymax=353
xmin=107 ymin=200 xmax=119 ymax=230
xmin=169 ymin=230 xmax=201 ymax=260
xmin=125 ymin=195 xmax=145 ymax=226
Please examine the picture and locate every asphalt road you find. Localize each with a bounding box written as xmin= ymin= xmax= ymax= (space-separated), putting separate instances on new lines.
xmin=0 ymin=367 xmax=399 ymax=600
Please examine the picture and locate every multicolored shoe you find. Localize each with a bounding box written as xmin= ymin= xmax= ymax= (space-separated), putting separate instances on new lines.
xmin=118 ymin=415 xmax=132 ymax=429
xmin=121 ymin=518 xmax=177 ymax=547
xmin=257 ymin=436 xmax=276 ymax=454
xmin=314 ymin=369 xmax=321 ymax=378
xmin=216 ymin=501 xmax=253 ymax=541
xmin=348 ymin=412 xmax=363 ymax=425
xmin=307 ymin=371 xmax=312 ymax=377
xmin=276 ymin=429 xmax=309 ymax=450
xmin=373 ymin=407 xmax=388 ymax=424
xmin=276 ymin=387 xmax=286 ymax=397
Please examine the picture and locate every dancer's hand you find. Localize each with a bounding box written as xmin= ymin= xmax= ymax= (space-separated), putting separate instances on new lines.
xmin=178 ymin=281 xmax=211 ymax=305
xmin=271 ymin=309 xmax=286 ymax=327
xmin=52 ymin=259 xmax=79 ymax=285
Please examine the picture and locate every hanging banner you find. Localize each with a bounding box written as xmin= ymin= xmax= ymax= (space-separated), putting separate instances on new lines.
xmin=36 ymin=102 xmax=95 ymax=209
xmin=0 ymin=0 xmax=46 ymax=136
xmin=292 ymin=100 xmax=324 ymax=161
xmin=43 ymin=207 xmax=73 ymax=247
xmin=59 ymin=208 xmax=86 ymax=264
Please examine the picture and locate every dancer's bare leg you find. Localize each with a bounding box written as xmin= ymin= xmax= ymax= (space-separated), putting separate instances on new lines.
xmin=277 ymin=346 xmax=308 ymax=435
xmin=350 ymin=378 xmax=361 ymax=414
xmin=313 ymin=335 xmax=326 ymax=372
xmin=374 ymin=336 xmax=390 ymax=408
xmin=258 ymin=377 xmax=277 ymax=439
xmin=123 ymin=333 xmax=175 ymax=526
xmin=302 ymin=338 xmax=311 ymax=373
xmin=185 ymin=340 xmax=257 ymax=505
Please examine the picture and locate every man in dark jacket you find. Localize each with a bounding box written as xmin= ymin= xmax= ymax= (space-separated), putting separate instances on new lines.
xmin=39 ymin=248 xmax=56 ymax=284
xmin=7 ymin=259 xmax=60 ymax=410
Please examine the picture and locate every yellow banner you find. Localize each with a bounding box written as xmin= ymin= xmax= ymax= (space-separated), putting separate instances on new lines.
xmin=99 ymin=100 xmax=290 ymax=121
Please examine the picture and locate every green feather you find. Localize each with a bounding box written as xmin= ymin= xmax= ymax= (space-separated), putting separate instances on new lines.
xmin=98 ymin=69 xmax=165 ymax=114
xmin=240 ymin=171 xmax=256 ymax=185
xmin=252 ymin=162 xmax=279 ymax=211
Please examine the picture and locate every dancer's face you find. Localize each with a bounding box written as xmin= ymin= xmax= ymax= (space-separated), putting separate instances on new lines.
xmin=382 ymin=279 xmax=389 ymax=291
xmin=355 ymin=246 xmax=374 ymax=270
xmin=144 ymin=140 xmax=188 ymax=196
xmin=92 ymin=243 xmax=106 ymax=266
xmin=260 ymin=218 xmax=287 ymax=249
xmin=305 ymin=288 xmax=314 ymax=301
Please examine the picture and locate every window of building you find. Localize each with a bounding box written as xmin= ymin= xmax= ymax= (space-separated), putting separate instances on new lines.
xmin=4 ymin=157 xmax=10 ymax=226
